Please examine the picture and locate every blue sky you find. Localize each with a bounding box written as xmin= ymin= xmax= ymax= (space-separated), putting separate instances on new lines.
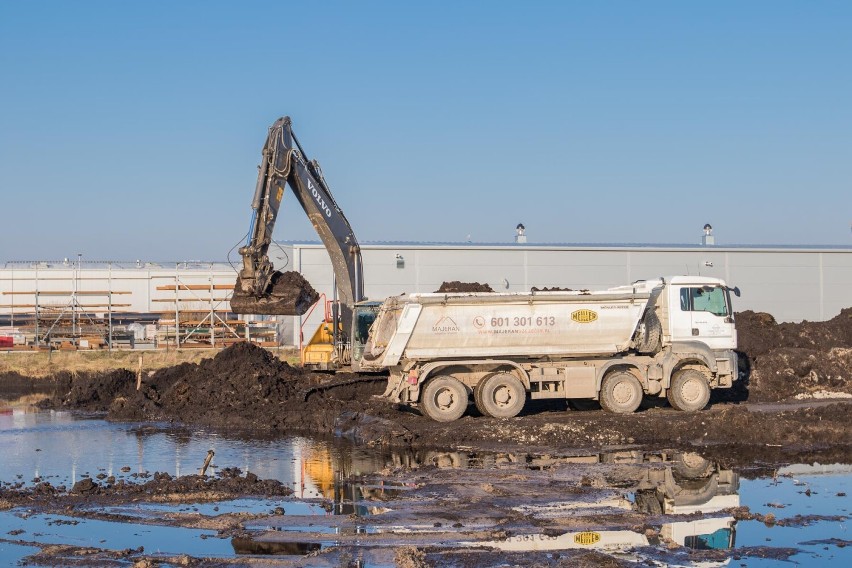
xmin=1 ymin=1 xmax=850 ymax=261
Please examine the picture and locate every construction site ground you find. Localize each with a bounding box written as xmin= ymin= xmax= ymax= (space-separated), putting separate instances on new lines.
xmin=1 ymin=307 xmax=850 ymax=566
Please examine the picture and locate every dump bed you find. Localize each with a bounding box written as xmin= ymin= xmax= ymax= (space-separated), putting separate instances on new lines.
xmin=362 ymin=281 xmax=661 ymax=368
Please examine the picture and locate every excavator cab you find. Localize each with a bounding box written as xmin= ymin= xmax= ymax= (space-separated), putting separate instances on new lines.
xmin=351 ymin=302 xmax=382 ymax=368
xmin=302 ymin=300 xmax=381 ymax=371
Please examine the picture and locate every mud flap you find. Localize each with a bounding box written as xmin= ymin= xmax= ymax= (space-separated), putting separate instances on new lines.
xmin=382 ymin=373 xmax=408 ymax=402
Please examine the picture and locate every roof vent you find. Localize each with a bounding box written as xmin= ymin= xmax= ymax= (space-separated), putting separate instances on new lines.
xmin=702 ymin=223 xmax=715 ymax=246
xmin=515 ymin=223 xmax=527 ymax=244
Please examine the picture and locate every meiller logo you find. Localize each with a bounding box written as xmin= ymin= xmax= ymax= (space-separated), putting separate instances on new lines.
xmin=571 ymin=309 xmax=598 ymax=323
xmin=308 ymin=180 xmax=332 ymax=218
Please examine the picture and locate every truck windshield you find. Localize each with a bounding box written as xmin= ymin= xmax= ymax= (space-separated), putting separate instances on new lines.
xmin=680 ymin=286 xmax=729 ymax=317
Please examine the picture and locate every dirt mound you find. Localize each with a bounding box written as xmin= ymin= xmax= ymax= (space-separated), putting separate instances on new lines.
xmin=531 ymin=286 xmax=573 ymax=292
xmin=435 ymin=281 xmax=494 ymax=293
xmin=230 ymin=270 xmax=319 ymax=315
xmin=735 ymin=309 xmax=852 ymax=402
xmin=58 ymin=369 xmax=137 ymax=411
xmin=737 ymin=308 xmax=852 ymax=357
xmin=38 ymin=342 xmax=391 ymax=438
xmin=107 ymin=342 xmax=308 ymax=428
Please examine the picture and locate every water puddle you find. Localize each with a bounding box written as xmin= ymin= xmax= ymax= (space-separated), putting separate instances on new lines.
xmin=91 ymin=497 xmax=328 ymax=519
xmin=0 ymin=541 xmax=40 ymax=566
xmin=0 ymin=510 xmax=232 ymax=556
xmin=735 ymin=466 xmax=851 ymax=565
xmin=0 ymin=407 xmax=849 ymax=566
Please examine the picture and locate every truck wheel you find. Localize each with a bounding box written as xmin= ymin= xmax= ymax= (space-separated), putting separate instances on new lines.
xmin=420 ymin=375 xmax=468 ymax=422
xmin=672 ymin=452 xmax=712 ymax=478
xmin=667 ymin=369 xmax=711 ymax=412
xmin=478 ymin=373 xmax=526 ymax=418
xmin=599 ymin=371 xmax=643 ymax=414
xmin=473 ymin=380 xmax=493 ymax=417
xmin=637 ymin=311 xmax=662 ymax=354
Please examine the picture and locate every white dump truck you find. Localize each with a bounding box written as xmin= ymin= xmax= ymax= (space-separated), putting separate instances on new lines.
xmin=361 ymin=276 xmax=739 ymax=421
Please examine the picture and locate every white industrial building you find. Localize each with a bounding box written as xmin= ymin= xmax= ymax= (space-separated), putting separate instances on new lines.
xmin=2 ymin=238 xmax=851 ymax=348
xmin=270 ymin=239 xmax=852 ymax=347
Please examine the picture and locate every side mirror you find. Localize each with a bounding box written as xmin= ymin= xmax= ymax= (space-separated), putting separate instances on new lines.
xmin=732 ymin=286 xmax=741 ymax=297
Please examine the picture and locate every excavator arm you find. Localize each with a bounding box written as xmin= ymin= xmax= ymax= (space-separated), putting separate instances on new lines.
xmin=232 ymin=116 xmax=364 ymax=315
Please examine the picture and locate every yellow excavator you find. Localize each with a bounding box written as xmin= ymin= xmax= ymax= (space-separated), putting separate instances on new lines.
xmin=230 ymin=117 xmax=380 ymax=370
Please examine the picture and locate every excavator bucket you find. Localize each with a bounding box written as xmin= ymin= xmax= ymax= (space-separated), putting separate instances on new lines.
xmin=230 ymin=270 xmax=320 ymax=316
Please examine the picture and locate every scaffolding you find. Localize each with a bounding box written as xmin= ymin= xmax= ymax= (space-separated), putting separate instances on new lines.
xmin=0 ymin=289 xmax=132 ymax=349
xmin=151 ymin=270 xmax=278 ymax=348
xmin=0 ymin=259 xmax=279 ymax=350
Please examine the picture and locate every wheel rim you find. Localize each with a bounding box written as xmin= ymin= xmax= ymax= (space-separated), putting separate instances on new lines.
xmin=680 ymin=453 xmax=708 ymax=470
xmin=435 ymin=387 xmax=457 ymax=410
xmin=493 ymin=385 xmax=512 ymax=407
xmin=612 ymin=381 xmax=636 ymax=405
xmin=680 ymin=378 xmax=703 ymax=403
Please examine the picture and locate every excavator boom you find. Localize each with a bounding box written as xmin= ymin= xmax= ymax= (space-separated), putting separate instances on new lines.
xmin=231 ymin=117 xmax=364 ymax=315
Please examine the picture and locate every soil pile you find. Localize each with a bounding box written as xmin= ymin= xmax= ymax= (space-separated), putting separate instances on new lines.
xmin=435 ymin=281 xmax=494 ymax=293
xmin=531 ymin=286 xmax=574 ymax=292
xmin=735 ymin=309 xmax=852 ymax=402
xmin=230 ymin=270 xmax=319 ymax=315
xmin=41 ymin=342 xmax=394 ymax=439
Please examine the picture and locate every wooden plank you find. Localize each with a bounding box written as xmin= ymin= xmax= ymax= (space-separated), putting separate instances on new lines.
xmin=155 ymin=284 xmax=235 ymax=291
xmin=158 ymin=320 xmax=246 ymax=326
xmin=176 ymin=320 xmax=245 ymax=326
xmin=149 ymin=309 xmax=234 ymax=314
xmin=0 ymin=304 xmax=131 ymax=308
xmin=151 ymin=298 xmax=231 ymax=303
xmin=3 ymin=291 xmax=131 ymax=295
xmin=1 ymin=305 xmax=131 ymax=309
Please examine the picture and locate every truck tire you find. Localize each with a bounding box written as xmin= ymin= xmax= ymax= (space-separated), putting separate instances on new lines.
xmin=478 ymin=372 xmax=526 ymax=419
xmin=672 ymin=452 xmax=712 ymax=479
xmin=473 ymin=380 xmax=493 ymax=417
xmin=599 ymin=371 xmax=643 ymax=414
xmin=637 ymin=311 xmax=662 ymax=354
xmin=667 ymin=368 xmax=711 ymax=412
xmin=420 ymin=375 xmax=469 ymax=422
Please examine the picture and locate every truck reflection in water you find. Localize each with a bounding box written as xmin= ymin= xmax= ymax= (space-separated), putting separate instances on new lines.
xmin=291 ymin=445 xmax=739 ymax=556
xmin=468 ymin=450 xmax=737 ymax=554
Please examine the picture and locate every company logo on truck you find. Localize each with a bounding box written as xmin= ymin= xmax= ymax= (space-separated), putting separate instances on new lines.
xmin=573 ymin=531 xmax=601 ymax=545
xmin=432 ymin=316 xmax=459 ymax=334
xmin=571 ymin=309 xmax=598 ymax=323
xmin=308 ymin=180 xmax=333 ymax=218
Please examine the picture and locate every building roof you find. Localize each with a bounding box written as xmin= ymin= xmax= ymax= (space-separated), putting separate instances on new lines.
xmin=277 ymin=240 xmax=852 ymax=252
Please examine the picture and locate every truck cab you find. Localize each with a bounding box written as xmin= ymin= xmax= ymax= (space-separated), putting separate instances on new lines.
xmin=665 ymin=276 xmax=737 ymax=351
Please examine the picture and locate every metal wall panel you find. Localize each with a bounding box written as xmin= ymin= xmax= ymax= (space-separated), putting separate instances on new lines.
xmin=4 ymin=245 xmax=851 ymax=348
